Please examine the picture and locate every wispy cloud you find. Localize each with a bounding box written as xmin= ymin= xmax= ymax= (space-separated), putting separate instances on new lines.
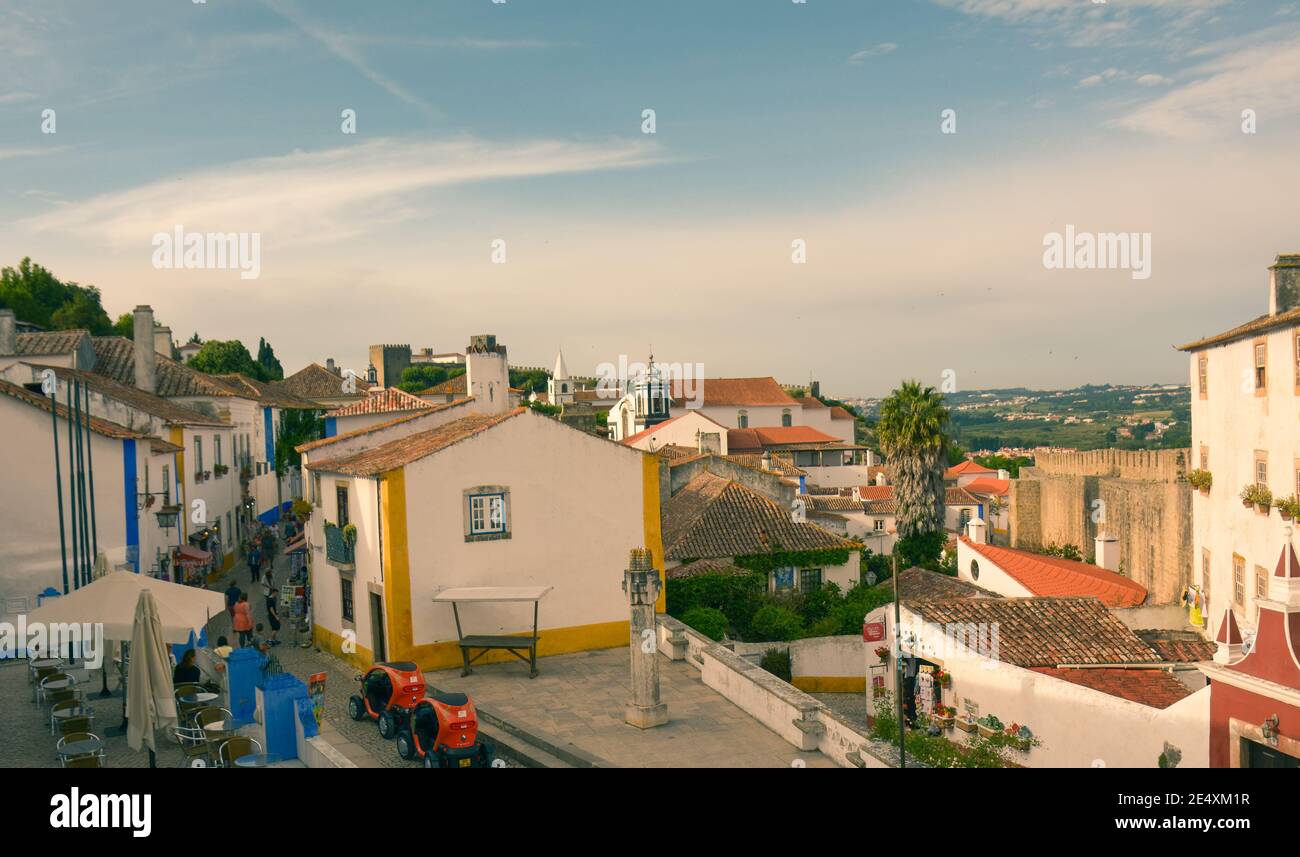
xmin=0 ymin=145 xmax=66 ymax=161
xmin=23 ymin=136 xmax=667 ymax=247
xmin=1113 ymin=31 xmax=1300 ymax=138
xmin=847 ymin=43 xmax=897 ymax=64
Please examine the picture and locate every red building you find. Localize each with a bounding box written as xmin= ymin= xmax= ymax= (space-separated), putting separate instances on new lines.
xmin=1202 ymin=542 xmax=1300 ymax=768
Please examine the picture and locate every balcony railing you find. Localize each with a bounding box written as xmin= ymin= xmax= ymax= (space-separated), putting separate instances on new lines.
xmin=324 ymin=522 xmax=355 ymax=569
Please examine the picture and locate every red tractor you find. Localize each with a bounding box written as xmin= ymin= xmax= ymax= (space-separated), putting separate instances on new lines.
xmin=348 ymin=662 xmax=426 ymax=739
xmin=396 ymin=690 xmax=494 ymax=768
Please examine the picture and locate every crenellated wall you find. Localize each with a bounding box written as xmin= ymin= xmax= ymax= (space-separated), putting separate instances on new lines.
xmin=1010 ymin=448 xmax=1192 ymax=604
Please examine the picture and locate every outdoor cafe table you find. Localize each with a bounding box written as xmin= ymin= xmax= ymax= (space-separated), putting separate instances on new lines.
xmin=432 ymin=586 xmax=553 ymax=678
xmin=30 ymin=658 xmax=62 ymax=671
xmin=180 ymin=692 xmax=219 ymax=705
xmin=235 ymin=753 xmax=281 ymax=768
xmin=58 ymin=737 xmax=103 ymax=759
xmin=52 ymin=705 xmax=92 ymax=722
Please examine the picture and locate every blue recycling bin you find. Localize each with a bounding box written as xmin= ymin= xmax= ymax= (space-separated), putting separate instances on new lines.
xmin=227 ymin=648 xmax=261 ymax=726
xmin=262 ymin=673 xmax=308 ymax=759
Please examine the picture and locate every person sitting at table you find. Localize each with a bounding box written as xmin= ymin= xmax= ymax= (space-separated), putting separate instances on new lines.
xmin=173 ymin=649 xmax=201 ymax=685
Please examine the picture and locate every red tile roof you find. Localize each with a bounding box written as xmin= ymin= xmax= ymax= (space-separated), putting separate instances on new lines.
xmin=665 ymin=558 xmax=754 ymax=580
xmin=829 ymin=406 xmax=855 ymax=421
xmin=1030 ymin=668 xmax=1193 ymax=709
xmin=1135 ymin=630 xmax=1217 ymax=663
xmin=275 ymin=363 xmax=371 ymax=400
xmin=324 ymin=387 xmax=432 ymax=418
xmin=307 ymin=409 xmax=526 ymax=477
xmin=962 ymin=477 xmax=1010 ymax=497
xmin=0 ymin=378 xmax=146 ymax=440
xmin=727 ymin=425 xmax=839 ymax=452
xmin=946 ymin=459 xmax=997 ymax=478
xmin=946 ymin=487 xmax=981 ymax=506
xmin=961 ymin=537 xmax=1148 ymax=607
xmin=669 ymin=377 xmax=798 ymax=407
xmin=622 ymin=412 xmax=726 ymax=446
xmin=420 ymin=375 xmax=468 ymax=397
xmin=296 ymin=397 xmax=473 ymax=453
xmin=856 ymin=485 xmax=895 ymax=501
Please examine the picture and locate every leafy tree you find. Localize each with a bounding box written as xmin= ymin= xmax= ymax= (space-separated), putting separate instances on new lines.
xmin=396 ymin=364 xmax=463 ymax=393
xmin=750 ymin=604 xmax=804 ymax=642
xmin=526 ymin=400 xmax=562 ymax=417
xmin=896 ymin=530 xmax=948 ymax=570
xmin=187 ymin=331 xmax=202 ymax=344
xmin=275 ymin=408 xmax=325 ymax=476
xmin=256 ymin=337 xmax=284 ymax=381
xmin=0 ymin=257 xmax=115 ymax=333
xmin=112 ymin=313 xmax=135 ymax=339
xmin=189 ymin=339 xmax=269 ymax=381
xmin=509 ymin=367 xmax=550 ymax=395
xmin=877 ymin=381 xmax=951 ymax=539
xmin=680 ymin=607 xmax=728 ymax=641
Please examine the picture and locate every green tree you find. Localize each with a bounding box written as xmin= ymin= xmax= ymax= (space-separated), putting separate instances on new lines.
xmin=189 ymin=339 xmax=268 ymax=380
xmin=877 ymin=381 xmax=951 ymax=539
xmin=275 ymin=408 xmax=325 ymax=476
xmin=0 ymin=258 xmax=115 ymax=333
xmin=256 ymin=337 xmax=284 ymax=381
xmin=112 ymin=313 xmax=135 ymax=339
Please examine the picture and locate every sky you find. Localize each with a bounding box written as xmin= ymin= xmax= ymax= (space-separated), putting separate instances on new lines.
xmin=2 ymin=0 xmax=1299 ymax=397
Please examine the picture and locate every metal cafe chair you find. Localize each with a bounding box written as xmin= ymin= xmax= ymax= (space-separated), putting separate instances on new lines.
xmin=57 ymin=715 xmax=93 ymax=739
xmin=56 ymin=731 xmax=104 ymax=767
xmin=48 ymin=698 xmax=90 ymax=736
xmin=38 ymin=673 xmax=77 ymax=705
xmin=217 ymin=736 xmax=262 ymax=769
xmin=64 ymin=755 xmax=103 ymax=769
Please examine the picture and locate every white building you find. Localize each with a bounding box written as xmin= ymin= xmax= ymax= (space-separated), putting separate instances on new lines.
xmin=299 ymin=406 xmax=663 ymax=671
xmin=1178 ymin=253 xmax=1300 ymax=639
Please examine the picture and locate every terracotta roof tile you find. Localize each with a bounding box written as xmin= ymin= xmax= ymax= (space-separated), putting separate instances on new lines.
xmin=91 ymin=337 xmax=241 ymax=398
xmin=324 ymin=387 xmax=432 ymax=418
xmin=0 ymin=378 xmax=146 ymax=440
xmin=946 ymin=487 xmax=982 ymax=506
xmin=875 ymin=566 xmax=999 ymax=603
xmin=306 ymin=409 xmax=525 ymax=477
xmin=668 ymin=377 xmax=798 ymax=408
xmin=665 ymin=558 xmax=755 ymax=580
xmin=962 ymin=477 xmax=1010 ymax=497
xmin=1030 ymin=668 xmax=1193 ymax=709
xmin=420 ymin=375 xmax=467 ymax=397
xmin=275 ymin=363 xmax=371 ymax=400
xmin=724 ymin=453 xmax=806 ymax=477
xmin=727 ymin=425 xmax=839 ymax=452
xmin=212 ymin=374 xmax=318 ymax=409
xmin=663 ymin=471 xmax=851 ymax=560
xmin=622 ymin=412 xmax=726 ymax=446
xmin=856 ymin=485 xmax=895 ymax=501
xmin=961 ymin=537 xmax=1148 ymax=607
xmin=828 ymin=406 xmax=855 ymax=420
xmin=296 ymin=397 xmax=474 ymax=453
xmin=1135 ymin=630 xmax=1217 ymax=663
xmin=16 ymin=329 xmax=91 ymax=356
xmin=21 ymin=363 xmax=228 ymax=427
xmin=911 ymin=597 xmax=1162 ymax=667
xmin=946 ymin=460 xmax=997 ymax=478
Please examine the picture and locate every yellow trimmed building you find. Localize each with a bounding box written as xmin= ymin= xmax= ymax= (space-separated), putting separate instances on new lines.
xmin=301 ymin=407 xmax=664 ymax=671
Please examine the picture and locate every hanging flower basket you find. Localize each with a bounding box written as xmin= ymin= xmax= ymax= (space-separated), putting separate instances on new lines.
xmin=873 ymin=646 xmax=890 ymax=663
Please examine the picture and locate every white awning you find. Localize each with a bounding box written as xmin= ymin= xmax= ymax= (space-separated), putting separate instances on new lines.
xmin=432 ymin=586 xmax=553 ymax=603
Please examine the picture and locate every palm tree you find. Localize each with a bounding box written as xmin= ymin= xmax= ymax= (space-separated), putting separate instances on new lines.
xmin=876 ymin=381 xmax=951 ymax=539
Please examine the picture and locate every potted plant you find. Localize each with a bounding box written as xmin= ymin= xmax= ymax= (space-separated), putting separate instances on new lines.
xmin=342 ymin=523 xmax=358 ymax=545
xmin=977 ymin=714 xmax=1003 ymax=739
xmin=933 ymin=668 xmax=952 ymax=688
xmin=1004 ymin=723 xmax=1040 ymax=752
xmin=1276 ymin=495 xmax=1300 ymax=523
xmin=934 ymin=703 xmax=957 ymax=730
xmin=1241 ymin=483 xmax=1272 ymax=513
xmin=873 ymin=645 xmax=890 ymax=663
xmin=213 ymin=463 xmax=229 ymax=477
xmin=955 ymin=712 xmax=978 ymax=733
xmin=1188 ymin=469 xmax=1212 ymax=495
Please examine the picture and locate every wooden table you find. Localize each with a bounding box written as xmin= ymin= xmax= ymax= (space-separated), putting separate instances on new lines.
xmin=433 ymin=586 xmax=552 ymax=678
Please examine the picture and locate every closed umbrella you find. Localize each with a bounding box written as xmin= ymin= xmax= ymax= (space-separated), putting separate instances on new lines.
xmin=127 ymin=589 xmax=178 ymax=768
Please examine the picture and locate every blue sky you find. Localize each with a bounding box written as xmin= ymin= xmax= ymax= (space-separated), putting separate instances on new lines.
xmin=3 ymin=0 xmax=1300 ymax=395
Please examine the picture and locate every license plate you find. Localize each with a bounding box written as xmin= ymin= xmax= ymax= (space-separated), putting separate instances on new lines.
xmin=459 ymin=758 xmax=471 ymax=768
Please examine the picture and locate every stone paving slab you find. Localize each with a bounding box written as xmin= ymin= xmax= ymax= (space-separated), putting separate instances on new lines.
xmin=424 ymin=648 xmax=837 ymax=768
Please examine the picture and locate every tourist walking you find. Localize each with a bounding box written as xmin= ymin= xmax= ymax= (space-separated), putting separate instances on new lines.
xmin=233 ymin=593 xmax=254 ymax=648
xmin=224 ymin=580 xmax=241 ymax=619
xmin=247 ymin=543 xmax=262 ymax=583
xmin=263 ymin=568 xmax=281 ymax=646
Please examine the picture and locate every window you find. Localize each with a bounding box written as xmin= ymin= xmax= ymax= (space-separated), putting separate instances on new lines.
xmin=336 ymin=484 xmax=350 ymax=528
xmin=312 ymin=473 xmax=322 ymax=507
xmin=1256 ymin=565 xmax=1268 ymax=600
xmin=774 ymin=567 xmax=795 ymax=592
xmin=1201 ymin=549 xmax=1211 ymax=615
xmin=1198 ymin=354 xmax=1208 ymax=398
xmin=194 ymin=436 xmax=203 ymax=476
xmin=799 ymin=569 xmax=823 ymax=592
xmin=1254 ymin=341 xmax=1267 ymax=392
xmin=470 ymin=494 xmax=505 ymax=535
xmin=1233 ymin=555 xmax=1245 ymax=606
xmin=959 ymin=508 xmax=972 ymax=528
xmin=737 ymin=410 xmax=748 ymax=429
xmin=226 ymin=512 xmax=233 ymax=546
xmin=162 ymin=464 xmax=170 ymax=505
xmin=464 ymin=486 xmax=511 ymax=541
xmin=1255 ymin=452 xmax=1268 ymax=489
xmin=340 ymin=577 xmax=354 ymax=623
xmin=781 ymin=409 xmax=792 ymax=427
xmin=970 ymin=559 xmax=980 ymax=580
xmin=214 ymin=435 xmax=222 ymax=468
xmin=1199 ymin=446 xmax=1208 ymax=471
xmin=874 ymin=518 xmax=885 ymax=532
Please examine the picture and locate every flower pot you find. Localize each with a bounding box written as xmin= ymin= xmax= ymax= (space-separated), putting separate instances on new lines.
xmin=977 ymin=724 xmax=997 ymax=739
xmin=1243 ymin=498 xmax=1254 ymax=508
xmin=1257 ymin=503 xmax=1270 ymax=514
xmin=1198 ymin=486 xmax=1209 ymax=496
xmin=955 ymin=718 xmax=976 ymax=733
xmin=936 ymin=716 xmax=955 ymax=730
xmin=1282 ymin=510 xmax=1294 ymax=522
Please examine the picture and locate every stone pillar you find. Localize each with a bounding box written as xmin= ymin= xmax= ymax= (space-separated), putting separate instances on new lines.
xmin=622 ymin=547 xmax=668 ymax=729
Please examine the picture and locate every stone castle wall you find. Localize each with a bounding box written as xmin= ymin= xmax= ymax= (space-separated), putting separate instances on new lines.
xmin=1010 ymin=448 xmax=1192 ymax=605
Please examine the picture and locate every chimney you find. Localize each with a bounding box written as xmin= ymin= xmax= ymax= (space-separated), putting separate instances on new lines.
xmin=132 ymin=305 xmax=157 ymax=394
xmin=761 ymin=450 xmax=772 ymax=471
xmin=1095 ymin=532 xmax=1120 ymax=572
xmin=851 ymin=486 xmax=862 ymax=502
xmin=325 ymin=358 xmax=336 ymax=374
xmin=0 ymin=309 xmax=15 ymax=356
xmin=997 ymin=469 xmax=1010 ymax=481
xmin=153 ymin=325 xmax=173 ymax=358
xmin=875 ymin=471 xmax=887 ymax=486
xmin=809 ymin=380 xmax=821 ymax=399
xmin=1269 ymin=254 xmax=1300 ymax=316
xmin=696 ymin=431 xmax=720 ymax=456
xmin=966 ymin=517 xmax=987 ymax=545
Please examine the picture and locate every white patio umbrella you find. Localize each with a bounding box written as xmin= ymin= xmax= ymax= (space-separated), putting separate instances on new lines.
xmin=126 ymin=589 xmax=178 ymax=768
xmin=26 ymin=570 xmax=225 ymax=644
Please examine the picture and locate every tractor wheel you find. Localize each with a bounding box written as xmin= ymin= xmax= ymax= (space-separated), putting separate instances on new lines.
xmin=378 ymin=709 xmax=397 ymax=739
xmin=347 ymin=696 xmax=366 ymax=721
xmin=396 ymin=730 xmax=415 ymax=760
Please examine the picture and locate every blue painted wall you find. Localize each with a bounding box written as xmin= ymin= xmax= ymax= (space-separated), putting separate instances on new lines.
xmin=324 ymin=417 xmax=337 ymax=438
xmin=263 ymin=407 xmax=275 ymax=463
xmin=122 ymin=439 xmax=139 ymax=571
